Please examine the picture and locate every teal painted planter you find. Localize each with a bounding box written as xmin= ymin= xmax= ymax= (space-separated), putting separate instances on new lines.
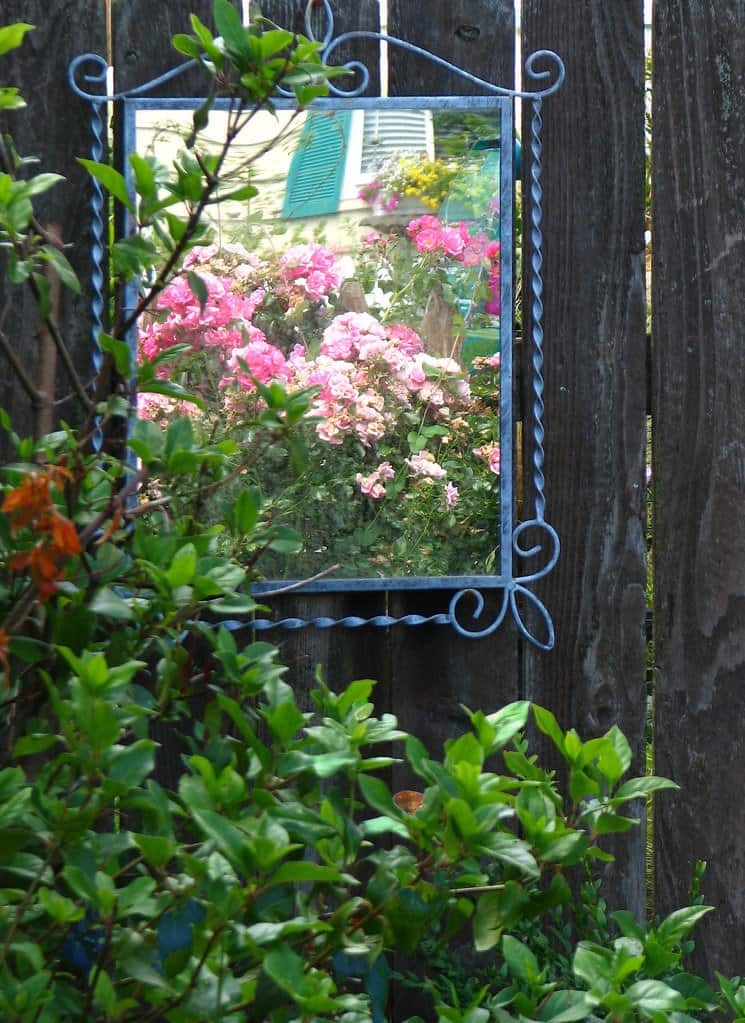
xmin=461 ymin=324 xmax=500 ymax=369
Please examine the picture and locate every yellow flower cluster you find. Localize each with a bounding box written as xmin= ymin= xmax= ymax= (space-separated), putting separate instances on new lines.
xmin=394 ymin=157 xmax=459 ymax=210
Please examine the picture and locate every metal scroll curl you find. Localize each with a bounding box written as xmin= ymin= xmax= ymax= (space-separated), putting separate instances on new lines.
xmin=293 ymin=0 xmax=565 ymax=101
xmin=448 ymin=520 xmax=559 ymax=649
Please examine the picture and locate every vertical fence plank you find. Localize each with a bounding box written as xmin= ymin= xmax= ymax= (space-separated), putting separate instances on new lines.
xmin=385 ymin=0 xmax=518 ymax=764
xmin=256 ymin=0 xmax=389 ymax=695
xmin=0 ymin=3 xmax=106 ymax=447
xmin=653 ymin=0 xmax=745 ymax=977
xmin=520 ymin=0 xmax=648 ymax=917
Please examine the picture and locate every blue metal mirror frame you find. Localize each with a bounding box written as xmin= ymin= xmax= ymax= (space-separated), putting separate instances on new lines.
xmin=68 ymin=2 xmax=564 ymax=649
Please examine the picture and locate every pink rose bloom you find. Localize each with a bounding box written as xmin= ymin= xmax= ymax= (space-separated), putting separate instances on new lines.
xmin=321 ymin=312 xmax=386 ymax=361
xmin=317 ymin=420 xmax=344 ymax=445
xmin=485 ymin=240 xmax=501 ymax=263
xmin=224 ymin=336 xmax=290 ymax=391
xmin=414 ymin=227 xmax=441 ymax=253
xmin=357 ymin=336 xmax=389 ymax=361
xmin=405 ymin=450 xmax=446 ymax=479
xmin=356 ymin=470 xmax=385 ymax=499
xmin=489 ymin=447 xmax=502 ymax=475
xmin=183 ymin=243 xmax=219 ymax=268
xmin=406 ymin=214 xmax=440 ymax=239
xmin=405 ymin=364 xmax=427 ymax=391
xmin=280 ymin=243 xmax=342 ymax=298
xmin=439 ymin=226 xmax=465 ymax=257
xmin=386 ymin=323 xmax=424 ymax=355
xmin=461 ymin=242 xmax=485 ymax=266
xmin=484 ymin=352 xmax=501 ymax=368
xmin=445 ymin=482 xmax=459 ymax=508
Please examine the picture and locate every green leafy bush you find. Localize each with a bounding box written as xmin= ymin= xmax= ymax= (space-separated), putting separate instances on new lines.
xmin=0 ymin=661 xmax=717 ymax=1023
xmin=0 ymin=8 xmax=740 ymax=1023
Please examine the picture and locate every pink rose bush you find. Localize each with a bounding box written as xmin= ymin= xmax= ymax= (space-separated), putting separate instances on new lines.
xmin=138 ymin=220 xmax=502 ymax=577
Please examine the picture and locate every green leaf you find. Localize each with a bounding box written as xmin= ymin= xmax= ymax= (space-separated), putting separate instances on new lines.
xmin=189 ymin=806 xmax=254 ymax=874
xmin=337 ymin=678 xmax=376 ymax=718
xmin=624 ymin=980 xmax=685 ymax=1014
xmin=38 ymin=887 xmax=84 ymax=923
xmin=538 ymin=991 xmax=598 ymax=1023
xmin=138 ymin=378 xmax=203 ymax=407
xmin=484 ymin=700 xmax=530 ymax=751
xmin=89 ymin=587 xmax=135 ymax=621
xmin=476 ymin=832 xmax=539 ymax=877
xmin=99 ymin=332 xmax=133 ymax=376
xmin=33 ymin=272 xmax=51 ymax=318
xmin=41 ymin=245 xmax=81 ymax=292
xmin=93 ymin=970 xmax=117 ymax=1013
xmin=573 ymin=942 xmax=612 ymax=988
xmin=78 ymin=158 xmax=134 ymax=212
xmin=107 ymin=740 xmax=156 ymax=786
xmin=258 ymin=29 xmax=294 ymax=58
xmin=172 ymin=33 xmax=202 ymax=58
xmin=502 ymin=934 xmax=540 ymax=983
xmin=358 ymin=774 xmax=398 ymax=818
xmin=217 ymin=183 xmax=259 ymax=203
xmin=264 ymin=699 xmax=305 ymax=744
xmin=213 ymin=0 xmax=250 ymax=61
xmin=12 ymin=733 xmax=59 ymax=757
xmin=601 ymin=725 xmax=632 ymax=783
xmin=187 ymin=270 xmax=208 ymax=313
xmin=132 ymin=833 xmax=177 ymax=868
xmin=532 ymin=705 xmax=566 ymax=755
xmin=474 ymin=879 xmax=528 ymax=949
xmin=593 ymin=812 xmax=638 ymax=834
xmin=614 ymin=776 xmax=680 ymax=801
xmin=540 ymin=830 xmax=589 ymax=864
xmin=656 ymin=905 xmax=714 ymax=944
xmin=23 ymin=172 xmax=65 ymax=197
xmin=266 ymin=861 xmax=343 ymax=886
xmin=129 ymin=152 xmax=157 ymax=199
xmin=166 ymin=545 xmax=197 ymax=588
xmin=0 ymin=86 xmax=26 ymax=111
xmin=233 ymin=489 xmax=259 ymax=535
xmin=0 ymin=24 xmax=35 ymax=57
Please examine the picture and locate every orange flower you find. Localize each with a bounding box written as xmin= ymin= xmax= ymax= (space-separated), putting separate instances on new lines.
xmin=41 ymin=512 xmax=81 ymax=556
xmin=2 ymin=473 xmax=53 ymax=532
xmin=3 ymin=467 xmax=81 ymax=602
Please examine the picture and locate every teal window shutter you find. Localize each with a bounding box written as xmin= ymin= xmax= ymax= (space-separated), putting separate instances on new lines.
xmin=282 ymin=110 xmax=351 ymax=219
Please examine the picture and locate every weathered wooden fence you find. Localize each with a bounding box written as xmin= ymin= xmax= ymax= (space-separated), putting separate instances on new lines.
xmin=2 ymin=0 xmax=745 ymax=978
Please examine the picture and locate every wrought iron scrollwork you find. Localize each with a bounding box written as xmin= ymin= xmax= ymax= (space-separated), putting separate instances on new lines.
xmin=68 ymin=4 xmax=563 ymax=648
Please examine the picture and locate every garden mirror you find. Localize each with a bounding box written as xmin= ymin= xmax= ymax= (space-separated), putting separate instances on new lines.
xmin=70 ymin=9 xmax=563 ymax=647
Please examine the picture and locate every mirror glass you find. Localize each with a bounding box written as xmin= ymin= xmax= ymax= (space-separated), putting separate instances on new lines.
xmin=130 ymin=98 xmax=509 ymax=586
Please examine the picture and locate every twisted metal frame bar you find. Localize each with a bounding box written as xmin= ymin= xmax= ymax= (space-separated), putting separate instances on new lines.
xmin=67 ymin=7 xmax=563 ymax=648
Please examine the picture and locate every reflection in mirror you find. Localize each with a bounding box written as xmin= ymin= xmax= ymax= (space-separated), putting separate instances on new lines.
xmin=134 ymin=102 xmax=505 ymax=582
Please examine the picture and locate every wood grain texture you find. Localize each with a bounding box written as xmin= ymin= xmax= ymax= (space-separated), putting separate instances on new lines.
xmin=386 ymin=1 xmax=518 ymax=779
xmin=252 ymin=1 xmax=385 ymax=700
xmin=0 ymin=2 xmax=106 ymax=445
xmin=112 ymin=0 xmax=234 ymax=97
xmin=652 ymin=0 xmax=745 ymax=976
xmin=520 ymin=1 xmax=648 ymax=917
xmin=388 ymin=0 xmax=514 ymax=96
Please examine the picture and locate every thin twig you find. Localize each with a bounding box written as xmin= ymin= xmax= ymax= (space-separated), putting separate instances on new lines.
xmin=0 ymin=326 xmax=42 ymax=406
xmin=258 ymin=564 xmax=342 ymax=597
